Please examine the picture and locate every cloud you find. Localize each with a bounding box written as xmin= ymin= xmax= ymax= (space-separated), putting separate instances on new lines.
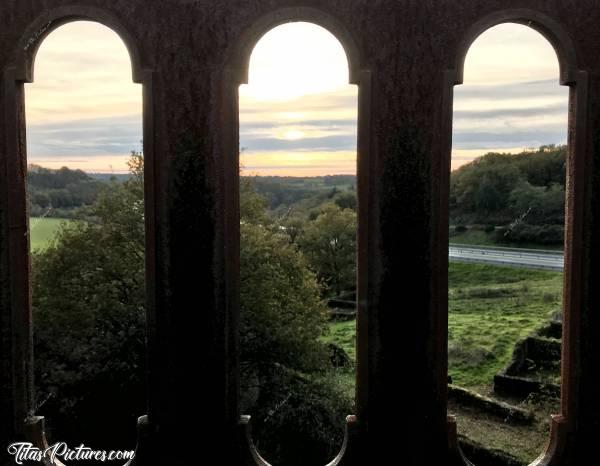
xmin=27 ymin=115 xmax=142 ymax=157
xmin=455 ymin=79 xmax=566 ymax=101
xmin=453 ymin=102 xmax=567 ymax=120
xmin=240 ymin=118 xmax=356 ymax=131
xmin=241 ymin=135 xmax=357 ymax=152
xmin=452 ymin=130 xmax=567 ymax=150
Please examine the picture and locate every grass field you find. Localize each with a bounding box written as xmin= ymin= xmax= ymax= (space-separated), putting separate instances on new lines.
xmin=448 ymin=262 xmax=562 ymax=388
xmin=326 ymin=262 xmax=562 ymax=390
xmin=322 ymin=320 xmax=356 ymax=361
xmin=29 ymin=217 xmax=70 ymax=251
xmin=325 ymin=262 xmax=563 ymax=464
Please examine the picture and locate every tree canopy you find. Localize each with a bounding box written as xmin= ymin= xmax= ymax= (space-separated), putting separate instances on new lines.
xmin=33 ymin=154 xmax=351 ymax=465
xmin=450 ymin=145 xmax=566 ymax=235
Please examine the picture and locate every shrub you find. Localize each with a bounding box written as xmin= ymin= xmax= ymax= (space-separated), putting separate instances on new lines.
xmin=495 ymin=223 xmax=564 ymax=246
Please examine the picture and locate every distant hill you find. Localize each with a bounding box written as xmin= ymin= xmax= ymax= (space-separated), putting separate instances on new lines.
xmin=450 ymin=145 xmax=566 ymax=246
xmin=28 ymin=165 xmax=124 ymax=218
xmin=29 ymin=167 xmax=356 ymax=219
xmin=245 ymin=175 xmax=356 ymax=213
xmin=88 ymin=173 xmax=132 ymax=183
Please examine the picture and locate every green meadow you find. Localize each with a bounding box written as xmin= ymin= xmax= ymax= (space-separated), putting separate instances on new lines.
xmin=29 ymin=217 xmax=71 ymax=251
xmin=447 ymin=262 xmax=562 ymax=388
xmin=327 ymin=262 xmax=563 ymax=391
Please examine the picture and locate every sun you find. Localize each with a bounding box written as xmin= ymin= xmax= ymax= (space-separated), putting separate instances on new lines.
xmin=281 ymin=130 xmax=305 ymax=140
xmin=239 ymin=22 xmax=351 ymax=102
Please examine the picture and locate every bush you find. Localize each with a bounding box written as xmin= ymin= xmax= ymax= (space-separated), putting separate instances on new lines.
xmin=34 ymin=156 xmax=353 ymax=462
xmin=495 ymin=223 xmax=564 ymax=246
xmin=454 ymin=225 xmax=468 ymax=233
xmin=484 ymin=225 xmax=496 ymax=233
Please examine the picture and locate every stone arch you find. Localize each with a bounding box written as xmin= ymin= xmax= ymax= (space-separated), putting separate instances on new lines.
xmin=12 ymin=5 xmax=146 ymax=83
xmin=2 ymin=9 xmax=155 ymax=455
xmin=226 ymin=6 xmax=363 ymax=85
xmin=453 ymin=8 xmax=579 ymax=85
xmin=444 ymin=10 xmax=587 ymax=466
xmin=220 ymin=11 xmax=369 ymax=465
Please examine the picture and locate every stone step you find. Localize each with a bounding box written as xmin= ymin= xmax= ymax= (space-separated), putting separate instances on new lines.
xmin=448 ymin=384 xmax=534 ymax=425
xmin=493 ymin=373 xmax=560 ymax=399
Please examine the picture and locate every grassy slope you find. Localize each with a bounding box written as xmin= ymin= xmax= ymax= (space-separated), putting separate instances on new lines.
xmin=29 ymin=218 xmax=70 ymax=251
xmin=326 ymin=262 xmax=563 ymax=389
xmin=322 ymin=320 xmax=356 ymax=361
xmin=448 ymin=262 xmax=562 ymax=388
xmin=326 ymin=262 xmax=563 ymax=465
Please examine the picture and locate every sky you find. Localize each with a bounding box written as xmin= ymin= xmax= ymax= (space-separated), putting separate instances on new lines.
xmin=25 ymin=21 xmax=568 ymax=174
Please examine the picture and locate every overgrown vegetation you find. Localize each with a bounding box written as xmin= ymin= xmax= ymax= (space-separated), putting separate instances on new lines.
xmin=33 ymin=155 xmax=146 ymax=451
xmin=28 ymin=165 xmax=107 ymax=218
xmin=448 ymin=263 xmax=562 ymax=388
xmin=30 ymin=145 xmax=567 ymax=466
xmin=450 ymin=145 xmax=566 ymax=246
xmin=324 ymin=263 xmax=562 ymax=392
xmin=32 ymin=154 xmax=354 ymax=466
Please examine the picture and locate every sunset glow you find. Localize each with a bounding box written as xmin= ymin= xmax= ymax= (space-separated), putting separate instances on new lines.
xmin=25 ymin=21 xmax=568 ymax=175
xmin=239 ymin=22 xmax=357 ymax=176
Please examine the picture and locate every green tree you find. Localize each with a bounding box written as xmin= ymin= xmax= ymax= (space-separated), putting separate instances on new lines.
xmin=33 ymin=154 xmax=349 ymax=464
xmin=240 ymin=175 xmax=269 ymax=225
xmin=279 ymin=216 xmax=304 ymax=244
xmin=509 ymin=181 xmax=565 ymax=225
xmin=239 ymin=180 xmax=351 ymax=465
xmin=475 ymin=175 xmax=504 ymax=213
xmin=33 ymin=152 xmax=146 ymax=449
xmin=450 ymin=145 xmax=567 ymax=228
xmin=300 ymin=203 xmax=357 ymax=296
xmin=334 ymin=190 xmax=357 ymax=211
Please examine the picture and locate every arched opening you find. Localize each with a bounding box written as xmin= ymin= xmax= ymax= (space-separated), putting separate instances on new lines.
xmin=26 ymin=21 xmax=145 ymax=453
xmin=448 ymin=23 xmax=569 ymax=465
xmin=238 ymin=21 xmax=358 ymax=466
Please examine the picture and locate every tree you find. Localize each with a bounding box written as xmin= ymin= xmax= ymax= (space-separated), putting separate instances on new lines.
xmin=334 ymin=190 xmax=357 ymax=211
xmin=240 ymin=175 xmax=270 ymax=225
xmin=475 ymin=175 xmax=504 ymax=213
xmin=509 ymin=181 xmax=565 ymax=225
xmin=300 ymin=203 xmax=357 ymax=296
xmin=450 ymin=145 xmax=567 ymax=228
xmin=33 ymin=152 xmax=146 ymax=450
xmin=238 ymin=181 xmax=351 ymax=465
xmin=33 ymin=154 xmax=350 ymax=464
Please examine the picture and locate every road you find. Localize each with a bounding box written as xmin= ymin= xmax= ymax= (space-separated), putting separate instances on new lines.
xmin=449 ymin=244 xmax=564 ymax=271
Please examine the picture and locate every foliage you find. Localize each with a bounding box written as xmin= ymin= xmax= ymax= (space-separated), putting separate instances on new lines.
xmin=247 ymin=175 xmax=355 ymax=213
xmin=239 ymin=179 xmax=351 ymax=466
xmin=508 ymin=181 xmax=565 ymax=225
xmin=450 ymin=145 xmax=566 ymax=230
xmin=33 ymin=152 xmax=146 ymax=448
xmin=249 ymin=371 xmax=351 ymax=466
xmin=299 ymin=203 xmax=357 ymax=296
xmin=239 ymin=222 xmax=329 ymax=378
xmin=333 ymin=191 xmax=357 ymax=211
xmin=28 ymin=165 xmax=105 ymax=217
xmin=495 ymin=224 xmax=564 ymax=246
xmin=33 ymin=155 xmax=351 ymax=464
xmin=240 ymin=176 xmax=270 ymax=225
